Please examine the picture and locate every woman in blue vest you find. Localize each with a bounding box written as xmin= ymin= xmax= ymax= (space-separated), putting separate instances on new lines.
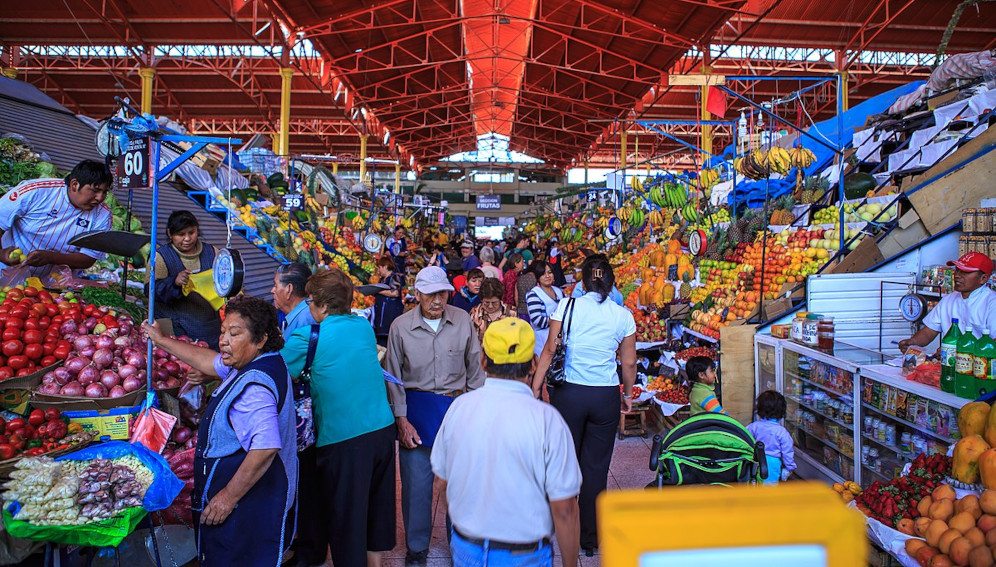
xmin=151 ymin=211 xmax=222 ymax=349
xmin=142 ymin=296 xmax=298 ymax=567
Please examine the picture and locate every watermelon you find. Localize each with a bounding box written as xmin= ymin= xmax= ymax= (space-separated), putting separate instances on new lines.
xmin=843 ymin=172 xmax=876 ymax=200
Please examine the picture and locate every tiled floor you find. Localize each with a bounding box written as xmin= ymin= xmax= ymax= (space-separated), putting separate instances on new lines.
xmin=372 ymin=434 xmax=656 ymax=567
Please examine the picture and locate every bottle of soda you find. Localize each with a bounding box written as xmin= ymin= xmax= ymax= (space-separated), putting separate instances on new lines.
xmin=975 ymin=329 xmax=996 ymax=396
xmin=940 ymin=318 xmax=962 ymax=394
xmin=956 ymin=325 xmax=979 ymax=399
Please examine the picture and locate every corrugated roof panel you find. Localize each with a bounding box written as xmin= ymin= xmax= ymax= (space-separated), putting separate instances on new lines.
xmin=0 ymin=76 xmax=71 ymax=114
xmin=0 ymin=97 xmax=101 ymax=171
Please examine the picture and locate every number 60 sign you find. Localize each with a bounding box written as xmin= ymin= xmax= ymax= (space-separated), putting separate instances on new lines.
xmin=116 ymin=137 xmax=154 ymax=190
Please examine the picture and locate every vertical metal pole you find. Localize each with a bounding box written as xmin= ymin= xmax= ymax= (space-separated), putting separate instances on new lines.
xmin=278 ymin=67 xmax=293 ymax=156
xmin=837 ymin=73 xmax=846 ymax=253
xmin=139 ymin=68 xmax=155 ymax=115
xmin=147 ymin=140 xmax=161 ymax=392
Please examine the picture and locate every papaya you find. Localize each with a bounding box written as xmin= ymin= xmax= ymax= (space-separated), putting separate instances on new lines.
xmin=960 ymin=401 xmax=992 ymax=439
xmin=984 ymin=404 xmax=996 ymax=447
xmin=953 ymin=435 xmax=992 ymax=485
xmin=979 ymin=448 xmax=996 ymax=490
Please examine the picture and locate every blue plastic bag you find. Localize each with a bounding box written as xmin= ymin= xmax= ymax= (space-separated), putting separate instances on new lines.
xmin=56 ymin=441 xmax=183 ymax=512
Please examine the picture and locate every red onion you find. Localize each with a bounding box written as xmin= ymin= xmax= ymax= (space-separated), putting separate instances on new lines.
xmin=99 ymin=370 xmax=120 ymax=389
xmin=60 ymin=320 xmax=78 ymax=336
xmin=39 ymin=383 xmax=61 ymax=395
xmin=154 ymin=347 xmax=168 ymax=360
xmin=173 ymin=427 xmax=193 ymax=443
xmin=95 ymin=335 xmax=114 ymax=350
xmin=92 ymin=348 xmax=113 ymax=370
xmin=154 ymin=368 xmax=169 ymax=382
xmin=84 ymin=317 xmax=98 ymax=331
xmin=108 ymin=385 xmax=127 ymax=398
xmin=78 ymin=365 xmax=99 ymax=385
xmin=161 ymin=377 xmax=181 ymax=389
xmin=118 ymin=364 xmax=137 ymax=380
xmin=163 ymin=361 xmax=181 ymax=376
xmin=113 ymin=335 xmax=133 ymax=348
xmin=185 ymin=437 xmax=197 ymax=449
xmin=60 ymin=381 xmax=85 ymax=396
xmin=126 ymin=352 xmax=146 ymax=368
xmin=85 ymin=383 xmax=107 ymax=398
xmin=42 ymin=372 xmax=58 ymax=385
xmin=65 ymin=357 xmax=88 ymax=375
xmin=98 ymin=306 xmax=110 ymax=314
xmin=54 ymin=367 xmax=71 ymax=385
xmin=72 ymin=335 xmax=94 ymax=351
xmin=122 ymin=376 xmax=142 ymax=392
xmin=79 ymin=346 xmax=96 ymax=359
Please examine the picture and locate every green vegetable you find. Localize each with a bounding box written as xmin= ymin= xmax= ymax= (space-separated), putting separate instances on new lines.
xmin=80 ymin=286 xmax=146 ymax=322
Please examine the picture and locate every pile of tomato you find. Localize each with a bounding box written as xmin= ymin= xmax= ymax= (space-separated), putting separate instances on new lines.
xmin=0 ymin=408 xmax=73 ymax=460
xmin=0 ymin=286 xmax=78 ymax=381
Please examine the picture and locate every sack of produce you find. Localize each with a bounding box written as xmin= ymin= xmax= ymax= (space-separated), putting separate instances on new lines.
xmin=1 ymin=442 xmax=183 ymax=547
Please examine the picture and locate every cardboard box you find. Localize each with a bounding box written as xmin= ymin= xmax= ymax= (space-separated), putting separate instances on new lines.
xmin=877 ymin=219 xmax=930 ymax=259
xmin=63 ymin=403 xmax=143 ymax=441
xmin=30 ymin=387 xmax=146 ymax=412
xmin=823 ymin=237 xmax=885 ymax=274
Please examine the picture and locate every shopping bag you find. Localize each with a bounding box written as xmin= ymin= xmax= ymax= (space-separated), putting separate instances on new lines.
xmin=184 ymin=269 xmax=225 ymax=310
xmin=132 ymin=393 xmax=178 ymax=454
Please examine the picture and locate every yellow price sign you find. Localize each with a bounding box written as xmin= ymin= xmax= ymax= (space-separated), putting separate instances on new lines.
xmin=599 ymin=482 xmax=867 ymax=567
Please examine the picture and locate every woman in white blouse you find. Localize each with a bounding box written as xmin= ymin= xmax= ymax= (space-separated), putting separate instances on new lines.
xmin=533 ymin=254 xmax=637 ymax=556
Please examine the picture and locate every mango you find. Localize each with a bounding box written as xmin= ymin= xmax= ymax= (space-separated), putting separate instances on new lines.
xmin=953 ymin=435 xmax=992 ymax=485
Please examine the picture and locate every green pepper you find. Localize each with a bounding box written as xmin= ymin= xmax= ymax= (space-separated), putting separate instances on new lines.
xmin=27 ymin=439 xmax=42 ymax=449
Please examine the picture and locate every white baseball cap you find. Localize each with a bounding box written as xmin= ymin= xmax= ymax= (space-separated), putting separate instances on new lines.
xmin=413 ymin=266 xmax=454 ymax=294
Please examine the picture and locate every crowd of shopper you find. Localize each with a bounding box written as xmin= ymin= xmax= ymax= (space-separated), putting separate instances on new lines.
xmin=138 ymin=225 xmax=643 ymax=567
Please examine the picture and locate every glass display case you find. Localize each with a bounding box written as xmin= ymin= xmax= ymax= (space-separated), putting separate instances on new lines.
xmin=754 ymin=335 xmax=969 ymax=486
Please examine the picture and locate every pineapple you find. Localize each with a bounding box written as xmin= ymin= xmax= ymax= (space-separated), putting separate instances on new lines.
xmin=728 ymin=218 xmax=746 ymax=245
xmin=705 ymin=226 xmax=727 ymax=261
xmin=679 ymin=273 xmax=692 ymax=300
xmin=770 ymin=195 xmax=796 ymax=225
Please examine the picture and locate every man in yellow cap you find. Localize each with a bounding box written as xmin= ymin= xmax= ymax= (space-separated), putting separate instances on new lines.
xmin=430 ymin=319 xmax=581 ymax=567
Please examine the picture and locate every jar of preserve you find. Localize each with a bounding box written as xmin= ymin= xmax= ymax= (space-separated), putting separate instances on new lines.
xmin=977 ymin=209 xmax=993 ymax=233
xmin=964 ymin=208 xmax=978 ymax=233
xmin=803 ymin=314 xmax=821 ymax=347
xmin=818 ymin=317 xmax=835 ymax=351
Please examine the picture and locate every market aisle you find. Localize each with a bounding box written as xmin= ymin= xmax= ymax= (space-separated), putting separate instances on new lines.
xmin=345 ymin=435 xmax=656 ymax=567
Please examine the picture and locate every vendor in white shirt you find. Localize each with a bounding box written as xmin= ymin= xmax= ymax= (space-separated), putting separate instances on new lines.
xmin=0 ymin=160 xmax=113 ymax=276
xmin=899 ymin=252 xmax=996 ymax=353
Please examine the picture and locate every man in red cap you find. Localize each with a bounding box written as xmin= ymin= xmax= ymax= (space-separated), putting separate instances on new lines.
xmin=899 ymin=252 xmax=996 ymax=353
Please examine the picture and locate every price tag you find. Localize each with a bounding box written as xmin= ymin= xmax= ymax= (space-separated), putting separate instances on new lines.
xmin=667 ymin=265 xmax=679 ymax=280
xmin=116 ymin=136 xmax=153 ymax=190
xmin=281 ymin=194 xmax=303 ymax=211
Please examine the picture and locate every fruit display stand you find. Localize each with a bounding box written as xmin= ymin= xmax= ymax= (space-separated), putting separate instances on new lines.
xmin=756 ymin=335 xmax=969 ymax=488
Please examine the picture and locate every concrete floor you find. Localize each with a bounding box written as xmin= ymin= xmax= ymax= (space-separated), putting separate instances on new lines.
xmin=375 ymin=435 xmax=657 ymax=567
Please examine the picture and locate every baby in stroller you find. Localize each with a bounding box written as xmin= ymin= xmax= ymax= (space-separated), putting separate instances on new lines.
xmin=649 ymin=412 xmax=768 ymax=487
xmin=747 ymin=390 xmax=797 ymax=484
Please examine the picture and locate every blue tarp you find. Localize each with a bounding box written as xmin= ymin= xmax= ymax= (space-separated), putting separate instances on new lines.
xmin=714 ymin=81 xmax=926 ymax=212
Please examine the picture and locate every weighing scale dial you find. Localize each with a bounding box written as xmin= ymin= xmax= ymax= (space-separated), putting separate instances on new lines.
xmin=688 ymin=229 xmax=708 ymax=257
xmin=213 ymin=248 xmax=245 ymax=298
xmin=95 ymin=121 xmax=121 ymax=158
xmin=364 ymin=233 xmax=384 ymax=254
xmin=899 ymin=293 xmax=928 ymax=323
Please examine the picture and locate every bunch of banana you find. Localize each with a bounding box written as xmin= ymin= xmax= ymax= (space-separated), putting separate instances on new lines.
xmin=648 ymin=185 xmax=668 ymax=208
xmin=681 ymin=202 xmax=699 ymax=222
xmin=629 ymin=176 xmax=644 ymax=192
xmin=558 ymin=227 xmax=584 ymax=243
xmin=647 ymin=209 xmax=668 ymax=228
xmin=734 ymin=150 xmax=770 ymax=180
xmin=628 ymin=208 xmax=646 ymax=228
xmin=767 ymin=147 xmax=793 ymax=175
xmin=595 ymin=216 xmax=609 ymax=230
xmin=660 ymin=182 xmax=689 ymax=208
xmin=401 ymin=217 xmax=414 ymax=229
xmin=698 ymin=168 xmax=721 ymax=188
xmin=552 ymin=219 xmax=563 ymax=231
xmin=615 ymin=206 xmax=632 ymax=224
xmin=790 ymin=146 xmax=816 ymax=169
xmin=350 ymin=214 xmax=367 ymax=230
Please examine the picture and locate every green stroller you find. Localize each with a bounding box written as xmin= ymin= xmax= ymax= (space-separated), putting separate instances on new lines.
xmin=648 ymin=413 xmax=768 ymax=487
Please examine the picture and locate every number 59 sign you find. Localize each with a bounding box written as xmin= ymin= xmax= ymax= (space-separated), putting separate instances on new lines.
xmin=117 ymin=137 xmax=154 ymax=190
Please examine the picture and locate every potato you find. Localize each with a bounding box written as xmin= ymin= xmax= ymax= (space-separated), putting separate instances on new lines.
xmin=967 ymin=545 xmax=994 ymax=567
xmin=953 ymin=512 xmax=979 ymax=534
xmin=932 ymin=500 xmax=956 ymax=522
xmin=940 ymin=529 xmax=963 ymax=554
xmin=967 ymin=527 xmax=987 ymax=548
xmin=951 ymin=537 xmax=974 ymax=566
xmin=906 ymin=538 xmax=927 ymax=556
xmin=978 ymin=515 xmax=996 ymax=533
xmin=980 ymin=491 xmax=996 ymax=515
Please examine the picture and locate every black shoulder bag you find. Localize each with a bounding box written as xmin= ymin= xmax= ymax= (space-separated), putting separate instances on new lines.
xmin=294 ymin=324 xmax=319 ymax=451
xmin=545 ymin=298 xmax=576 ymax=387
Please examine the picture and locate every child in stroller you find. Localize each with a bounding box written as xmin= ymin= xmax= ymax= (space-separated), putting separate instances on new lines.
xmin=648 ymin=412 xmax=768 ymax=487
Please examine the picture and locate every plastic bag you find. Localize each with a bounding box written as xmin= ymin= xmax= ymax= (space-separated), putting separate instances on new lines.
xmin=132 ymin=400 xmax=178 ymax=455
xmin=178 ymin=381 xmax=204 ymax=412
xmin=3 ymin=507 xmax=146 ymax=548
xmin=56 ymin=441 xmax=183 ymax=512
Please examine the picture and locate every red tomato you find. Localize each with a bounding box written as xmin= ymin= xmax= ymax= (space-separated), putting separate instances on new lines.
xmin=23 ymin=318 xmax=39 ymax=331
xmin=42 ymin=343 xmax=55 ymax=356
xmin=29 ymin=303 xmax=46 ymax=317
xmin=2 ymin=328 xmax=19 ymax=341
xmin=50 ymin=315 xmax=63 ymax=326
xmin=4 ymin=318 xmax=23 ymax=330
xmin=28 ymin=409 xmax=44 ymax=427
xmin=37 ymin=290 xmax=51 ymax=302
xmin=6 ymin=419 xmax=25 ymax=431
xmin=0 ymin=368 xmax=12 ymax=381
xmin=39 ymin=316 xmax=50 ymax=329
xmin=22 ymin=286 xmax=38 ymax=298
xmin=1 ymin=341 xmax=23 ymax=357
xmin=23 ymin=343 xmax=43 ymax=361
xmin=9 ymin=435 xmax=24 ymax=451
xmin=0 ymin=444 xmax=14 ymax=460
xmin=53 ymin=346 xmax=71 ymax=360
xmin=22 ymin=330 xmax=42 ymax=345
xmin=9 ymin=308 xmax=28 ymax=321
xmin=45 ymin=304 xmax=58 ymax=317
xmin=43 ymin=408 xmax=59 ymax=422
xmin=6 ymin=289 xmax=23 ymax=302
xmin=6 ymin=356 xmax=28 ymax=371
xmin=83 ymin=304 xmax=96 ymax=317
xmin=15 ymin=368 xmax=33 ymax=377
xmin=40 ymin=356 xmax=56 ymax=367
